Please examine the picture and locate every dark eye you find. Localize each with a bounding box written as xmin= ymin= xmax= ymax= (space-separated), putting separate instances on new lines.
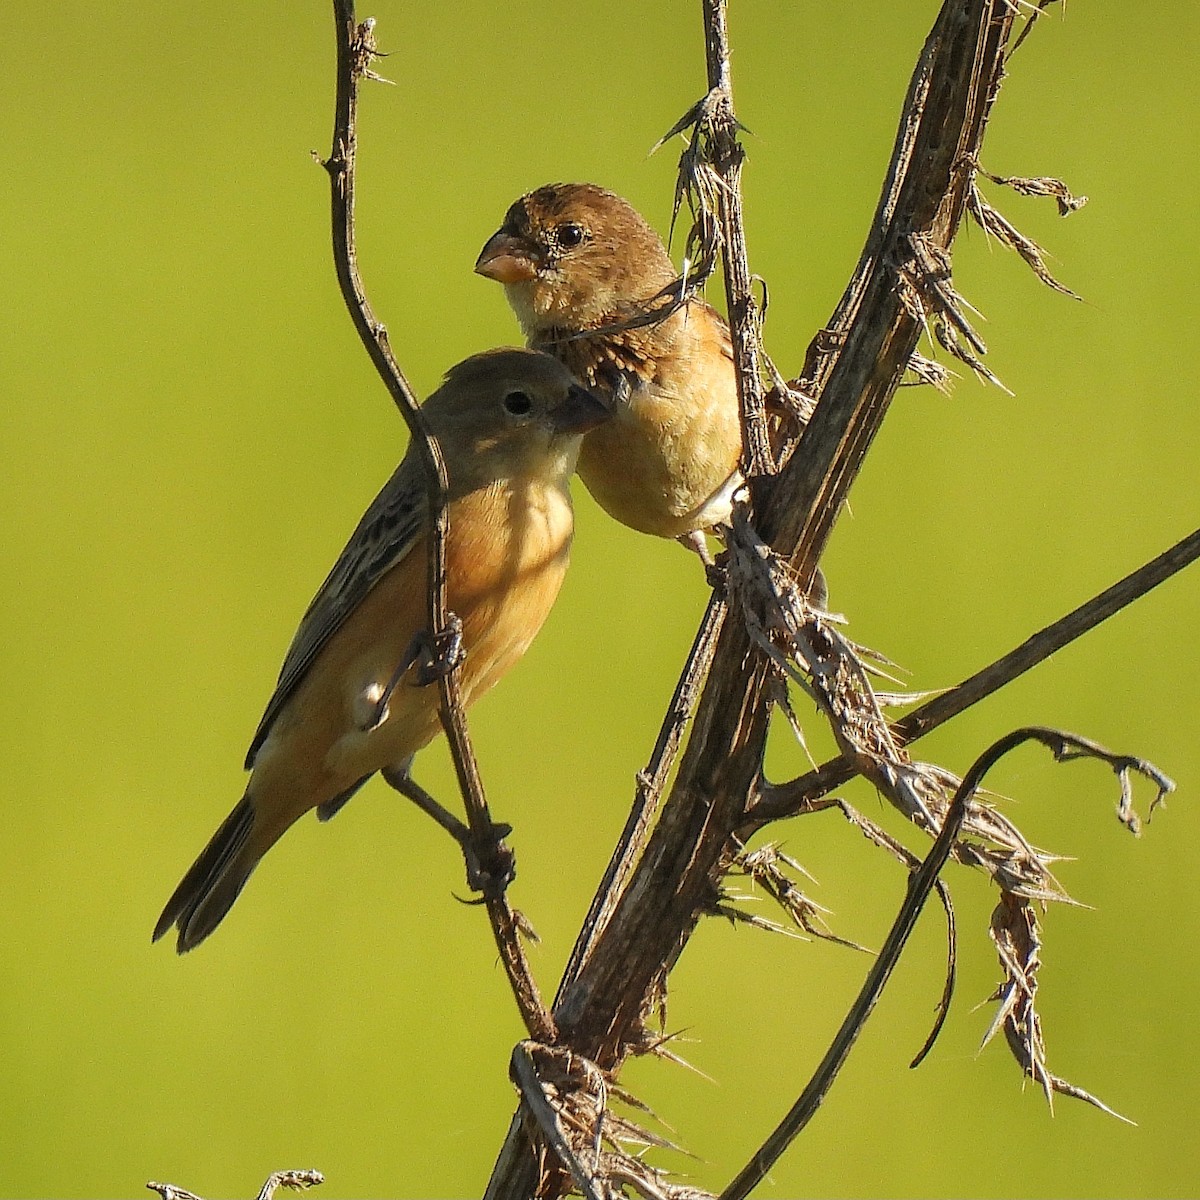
xmin=503 ymin=390 xmax=533 ymax=415
xmin=557 ymin=222 xmax=586 ymax=249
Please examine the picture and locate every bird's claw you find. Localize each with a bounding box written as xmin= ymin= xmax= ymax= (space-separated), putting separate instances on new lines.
xmin=415 ymin=614 xmax=466 ymax=686
xmin=460 ymin=821 xmax=517 ymax=900
xmin=705 ymin=549 xmax=730 ymax=595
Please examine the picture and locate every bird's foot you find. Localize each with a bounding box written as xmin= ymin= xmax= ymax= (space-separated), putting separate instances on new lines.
xmin=380 ymin=763 xmax=515 ymax=900
xmin=414 ymin=613 xmax=466 ymax=686
xmin=459 ymin=822 xmax=517 ymax=902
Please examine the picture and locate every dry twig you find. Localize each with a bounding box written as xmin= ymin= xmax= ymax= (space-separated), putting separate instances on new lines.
xmin=485 ymin=2 xmax=1189 ymax=1196
xmin=720 ymin=727 xmax=1162 ymax=1199
xmin=324 ymin=1 xmax=552 ymax=1040
xmin=147 ymin=1170 xmax=324 ymax=1200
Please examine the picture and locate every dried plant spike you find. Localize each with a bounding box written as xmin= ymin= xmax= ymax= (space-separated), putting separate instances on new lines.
xmin=732 ymin=842 xmax=871 ymax=952
xmin=256 ymin=1172 xmax=325 ymax=1200
xmin=980 ymin=166 xmax=1088 ymax=215
xmin=986 ymin=896 xmax=1135 ymax=1123
xmin=147 ymin=1172 xmax=324 ymax=1200
xmin=968 ymin=184 xmax=1081 ymax=298
xmin=1006 ymin=0 xmax=1065 ymax=60
xmin=147 ymin=1185 xmax=204 ymax=1200
xmin=903 ymin=351 xmax=956 ymax=392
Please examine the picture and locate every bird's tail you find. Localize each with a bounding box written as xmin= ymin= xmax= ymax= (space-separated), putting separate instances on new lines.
xmin=152 ymin=795 xmax=259 ymax=953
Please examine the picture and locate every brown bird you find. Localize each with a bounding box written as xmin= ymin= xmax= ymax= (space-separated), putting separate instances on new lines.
xmin=154 ymin=348 xmax=609 ymax=953
xmin=475 ymin=182 xmax=742 ymax=559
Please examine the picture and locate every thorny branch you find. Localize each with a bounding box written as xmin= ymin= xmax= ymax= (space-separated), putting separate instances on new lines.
xmin=486 ymin=1 xmax=1186 ymax=1197
xmin=324 ymin=2 xmax=552 ymax=1041
xmin=721 ymin=728 xmax=1164 ymax=1200
xmin=753 ymin=525 xmax=1200 ymax=824
xmin=697 ymin=0 xmax=773 ymax=478
xmin=147 ymin=1170 xmax=323 ymax=1200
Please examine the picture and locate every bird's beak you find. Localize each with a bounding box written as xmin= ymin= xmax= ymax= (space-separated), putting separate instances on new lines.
xmin=552 ymin=383 xmax=611 ymax=434
xmin=475 ymin=231 xmax=539 ymax=284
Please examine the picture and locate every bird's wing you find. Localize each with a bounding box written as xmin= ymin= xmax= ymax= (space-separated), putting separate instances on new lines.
xmin=245 ymin=457 xmax=428 ymax=768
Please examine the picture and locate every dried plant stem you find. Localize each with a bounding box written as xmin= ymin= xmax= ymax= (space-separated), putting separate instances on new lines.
xmin=754 ymin=525 xmax=1200 ymax=824
xmin=701 ymin=0 xmax=772 ymax=477
xmin=554 ymin=0 xmax=1016 ymax=1060
xmin=486 ymin=3 xmax=1023 ymax=1196
xmin=147 ymin=1170 xmax=324 ymax=1200
xmin=325 ymin=1 xmax=551 ymax=1041
xmin=721 ymin=726 xmax=1158 ymax=1200
xmin=511 ymin=1044 xmax=606 ymax=1200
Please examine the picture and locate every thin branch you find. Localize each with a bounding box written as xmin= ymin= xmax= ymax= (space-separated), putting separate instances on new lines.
xmin=754 ymin=525 xmax=1200 ymax=823
xmin=147 ymin=1171 xmax=324 ymax=1200
xmin=720 ymin=726 xmax=1161 ymax=1200
xmin=547 ymin=0 xmax=1018 ymax=1060
xmin=700 ymin=0 xmax=773 ymax=477
xmin=485 ymin=2 xmax=1182 ymax=1195
xmin=324 ymin=1 xmax=552 ymax=1041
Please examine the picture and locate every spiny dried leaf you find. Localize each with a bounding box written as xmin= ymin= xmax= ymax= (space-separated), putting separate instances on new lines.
xmin=902 ymin=351 xmax=956 ymax=392
xmin=148 ymin=1172 xmax=325 ymax=1200
xmin=712 ymin=898 xmax=807 ymax=939
xmin=898 ymin=232 xmax=1013 ymax=392
xmin=985 ymin=892 xmax=1133 ymax=1123
xmin=769 ymin=677 xmax=819 ymax=769
xmin=731 ymin=842 xmax=870 ymax=952
xmin=603 ymin=1154 xmax=716 ymax=1200
xmin=932 ymin=312 xmax=1012 ymax=393
xmin=907 ymin=233 xmax=988 ymax=356
xmin=968 ymin=183 xmax=1081 ymax=298
xmin=980 ymin=166 xmax=1087 ymax=215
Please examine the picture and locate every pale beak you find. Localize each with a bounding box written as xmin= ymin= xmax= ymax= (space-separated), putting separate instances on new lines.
xmin=475 ymin=231 xmax=539 ymax=284
xmin=552 ymin=383 xmax=611 ymax=435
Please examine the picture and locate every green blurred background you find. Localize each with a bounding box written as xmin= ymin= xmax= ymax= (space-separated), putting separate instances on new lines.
xmin=2 ymin=2 xmax=1197 ymax=1196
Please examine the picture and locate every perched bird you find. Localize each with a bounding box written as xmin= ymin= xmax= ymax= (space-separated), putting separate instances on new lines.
xmin=154 ymin=349 xmax=609 ymax=953
xmin=475 ymin=182 xmax=742 ymax=559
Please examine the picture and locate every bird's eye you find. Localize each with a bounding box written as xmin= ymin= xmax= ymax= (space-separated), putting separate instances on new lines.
xmin=556 ymin=222 xmax=586 ymax=249
xmin=503 ymin=390 xmax=533 ymax=415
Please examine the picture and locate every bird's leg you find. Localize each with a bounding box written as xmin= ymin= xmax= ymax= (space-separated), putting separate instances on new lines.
xmin=362 ymin=639 xmax=423 ymax=732
xmin=681 ymin=526 xmax=738 ymax=593
xmin=414 ymin=613 xmax=466 ymax=686
xmin=380 ymin=762 xmax=516 ymax=898
xmin=361 ymin=614 xmax=467 ymax=732
xmin=677 ymin=528 xmax=715 ymax=566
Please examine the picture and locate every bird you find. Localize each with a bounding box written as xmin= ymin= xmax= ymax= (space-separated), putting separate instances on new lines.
xmin=153 ymin=348 xmax=610 ymax=953
xmin=474 ymin=182 xmax=743 ymax=561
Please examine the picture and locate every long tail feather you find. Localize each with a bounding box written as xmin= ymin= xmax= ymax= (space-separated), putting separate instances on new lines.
xmin=152 ymin=796 xmax=257 ymax=953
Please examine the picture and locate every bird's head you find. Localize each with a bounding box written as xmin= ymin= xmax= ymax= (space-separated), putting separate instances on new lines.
xmin=475 ymin=183 xmax=677 ymax=336
xmin=422 ymin=348 xmax=610 ymax=493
